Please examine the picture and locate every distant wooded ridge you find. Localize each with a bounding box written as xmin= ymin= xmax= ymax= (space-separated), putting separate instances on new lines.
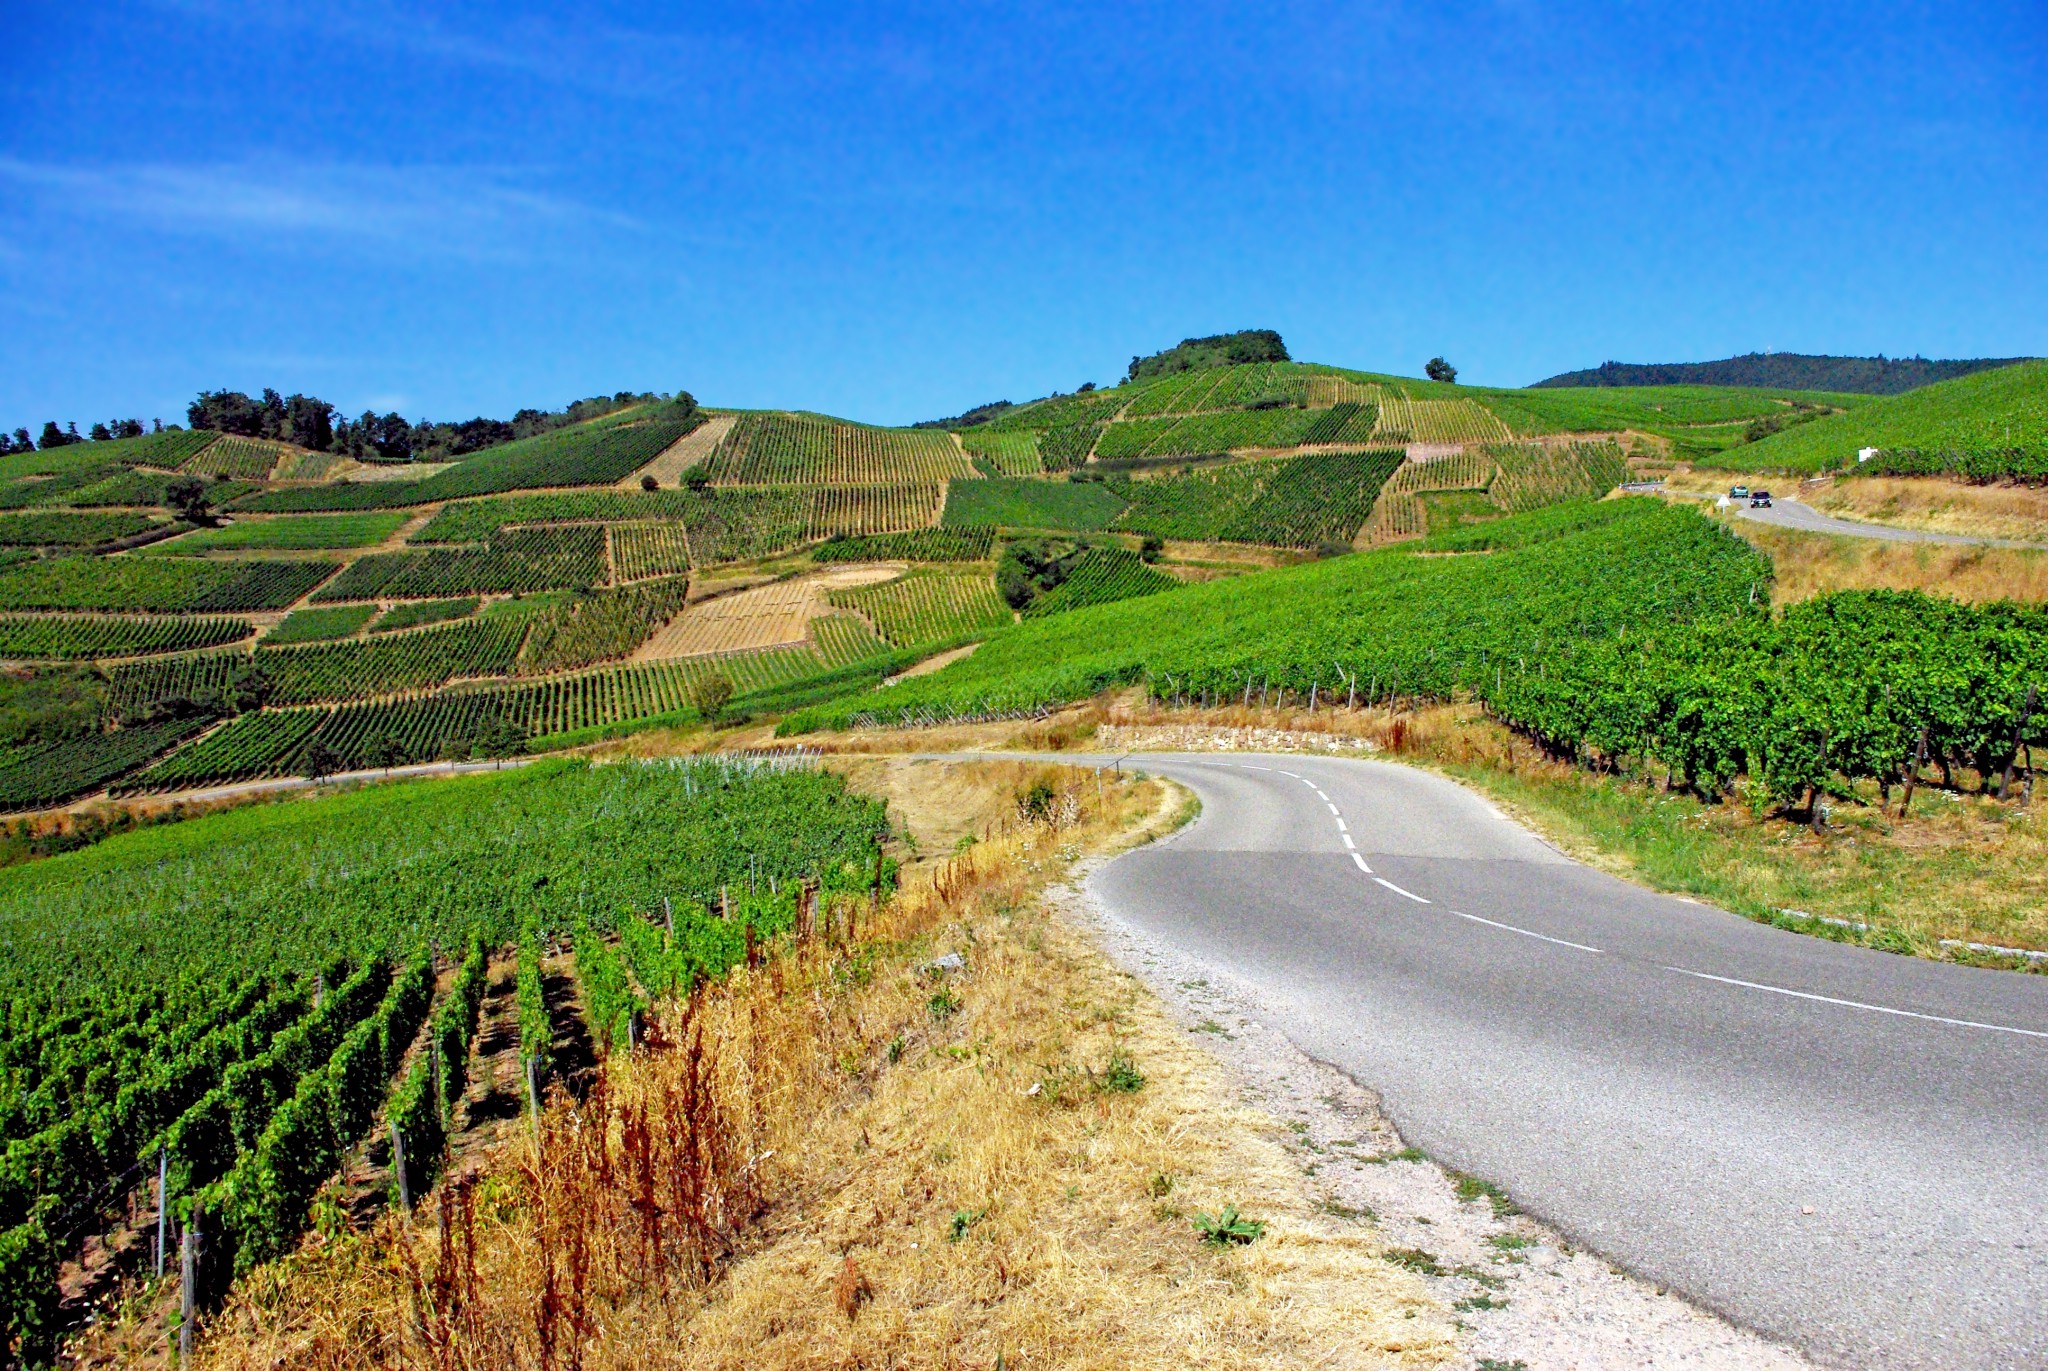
xmin=1532 ymin=353 xmax=2034 ymax=396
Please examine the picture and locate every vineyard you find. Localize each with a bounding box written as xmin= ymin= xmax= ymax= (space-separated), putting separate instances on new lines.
xmin=160 ymin=512 xmax=410 ymax=553
xmin=310 ymin=526 xmax=608 ymax=602
xmin=705 ymin=414 xmax=973 ymax=486
xmin=1378 ymin=397 xmax=1515 ymax=446
xmin=369 ymin=597 xmax=478 ymax=634
xmin=0 ymin=759 xmax=892 ymax=1358
xmin=266 ymin=604 xmax=378 ymax=645
xmin=1020 ymin=546 xmax=1176 ymax=618
xmin=941 ymin=478 xmax=1128 ymax=532
xmin=518 ymin=577 xmax=692 ymax=674
xmin=1361 ymin=452 xmax=1498 ymax=543
xmin=1110 ymin=448 xmax=1405 ymax=547
xmin=62 ymin=470 xmax=251 ymax=510
xmin=1487 ymin=441 xmax=1629 ymax=512
xmin=828 ymin=572 xmax=1012 ymax=648
xmin=0 ymin=717 xmax=209 ymax=809
xmin=959 ymin=429 xmax=1043 ymax=476
xmin=808 ymin=612 xmax=890 ymax=667
xmin=610 ymin=522 xmax=692 ymax=582
xmin=0 ymin=557 xmax=338 ymax=613
xmin=813 ymin=527 xmax=994 ymax=562
xmin=0 ymin=614 xmax=254 ymax=659
xmin=0 ymin=511 xmax=163 ymax=547
xmin=1738 ymin=359 xmax=2048 ymax=477
xmin=1093 ymin=408 xmax=1331 ymax=460
xmin=254 ymin=619 xmax=528 ymax=704
xmin=119 ymin=648 xmax=831 ymax=785
xmin=181 ymin=436 xmax=291 ymax=481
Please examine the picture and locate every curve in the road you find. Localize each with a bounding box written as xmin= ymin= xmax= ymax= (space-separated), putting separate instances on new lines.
xmin=1081 ymin=752 xmax=2048 ymax=1371
xmin=1733 ymin=496 xmax=2048 ymax=549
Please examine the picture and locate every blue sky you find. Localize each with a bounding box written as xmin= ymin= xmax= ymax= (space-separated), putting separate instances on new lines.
xmin=1 ymin=2 xmax=2041 ymax=429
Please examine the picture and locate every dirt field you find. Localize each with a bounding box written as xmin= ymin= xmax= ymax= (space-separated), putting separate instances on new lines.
xmin=1804 ymin=474 xmax=2048 ymax=542
xmin=617 ymin=413 xmax=737 ymax=489
xmin=633 ymin=563 xmax=901 ymax=659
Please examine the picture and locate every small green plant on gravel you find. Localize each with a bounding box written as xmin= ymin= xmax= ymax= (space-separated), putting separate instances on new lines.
xmin=1363 ymin=1146 xmax=1427 ymax=1165
xmin=1455 ymin=1294 xmax=1510 ymax=1313
xmin=1318 ymin=1198 xmax=1373 ymax=1222
xmin=1476 ymin=1360 xmax=1530 ymax=1371
xmin=1192 ymin=1205 xmax=1266 ymax=1246
xmin=948 ymin=1208 xmax=985 ymax=1242
xmin=1454 ymin=1172 xmax=1518 ymax=1218
xmin=1383 ymin=1247 xmax=1445 ymax=1276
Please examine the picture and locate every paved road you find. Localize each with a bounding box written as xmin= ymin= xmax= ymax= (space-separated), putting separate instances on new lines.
xmin=1081 ymin=752 xmax=2048 ymax=1370
xmin=1730 ymin=495 xmax=2046 ymax=548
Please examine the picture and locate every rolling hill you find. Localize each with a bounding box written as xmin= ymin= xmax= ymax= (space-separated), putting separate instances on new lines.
xmin=1535 ymin=352 xmax=2033 ymax=396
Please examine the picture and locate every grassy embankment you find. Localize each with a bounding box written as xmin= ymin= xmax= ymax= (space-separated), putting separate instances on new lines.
xmin=172 ymin=758 xmax=1453 ymax=1371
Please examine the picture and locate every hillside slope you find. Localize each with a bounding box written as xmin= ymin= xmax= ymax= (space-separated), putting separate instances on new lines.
xmin=1535 ymin=353 xmax=2032 ymax=395
xmin=1720 ymin=359 xmax=2048 ymax=475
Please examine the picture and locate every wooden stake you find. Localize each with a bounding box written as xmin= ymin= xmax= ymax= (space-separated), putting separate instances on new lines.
xmin=155 ymin=1149 xmax=167 ymax=1280
xmin=390 ymin=1121 xmax=410 ymax=1209
xmin=179 ymin=1208 xmax=199 ymax=1363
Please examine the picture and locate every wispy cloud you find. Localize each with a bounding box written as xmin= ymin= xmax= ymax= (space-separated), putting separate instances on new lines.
xmin=0 ymin=157 xmax=638 ymax=261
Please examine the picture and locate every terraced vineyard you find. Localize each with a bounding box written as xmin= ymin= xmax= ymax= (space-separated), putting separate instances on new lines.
xmin=808 ymin=612 xmax=890 ymax=667
xmin=158 ymin=511 xmax=410 ymax=553
xmin=1094 ymin=408 xmax=1333 ymax=460
xmin=829 ymin=572 xmax=1011 ymax=648
xmin=1362 ymin=452 xmax=1498 ymax=543
xmin=1376 ymin=396 xmax=1515 ymax=445
xmin=0 ymin=556 xmax=338 ymax=612
xmin=1020 ymin=546 xmax=1177 ymax=618
xmin=123 ymin=649 xmax=831 ymax=786
xmin=0 ymin=511 xmax=163 ymax=547
xmin=706 ymin=414 xmax=973 ymax=485
xmin=311 ymin=526 xmax=607 ymax=602
xmin=0 ymin=717 xmax=210 ymax=809
xmin=942 ymin=478 xmax=1128 ymax=532
xmin=813 ymin=527 xmax=994 ymax=562
xmin=610 ymin=522 xmax=692 ymax=582
xmin=266 ymin=604 xmax=378 ymax=644
xmin=1734 ymin=359 xmax=2048 ymax=477
xmin=255 ymin=619 xmax=528 ymax=703
xmin=959 ymin=429 xmax=1043 ymax=476
xmin=0 ymin=613 xmax=254 ymax=659
xmin=1488 ymin=441 xmax=1629 ymax=512
xmin=369 ymin=597 xmax=478 ymax=634
xmin=1111 ymin=447 xmax=1405 ymax=547
xmin=182 ymin=435 xmax=291 ymax=480
xmin=518 ymin=577 xmax=692 ymax=674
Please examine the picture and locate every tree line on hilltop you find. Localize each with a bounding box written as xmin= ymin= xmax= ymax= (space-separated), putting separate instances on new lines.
xmin=2 ymin=388 xmax=686 ymax=462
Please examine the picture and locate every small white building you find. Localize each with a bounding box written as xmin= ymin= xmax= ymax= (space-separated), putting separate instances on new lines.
xmin=1857 ymin=446 xmax=1880 ymax=463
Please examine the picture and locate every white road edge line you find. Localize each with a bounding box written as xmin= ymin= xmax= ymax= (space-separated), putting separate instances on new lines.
xmin=1350 ymin=852 xmax=1372 ymax=873
xmin=1342 ymin=833 xmax=1357 ymax=850
xmin=1453 ymin=910 xmax=1602 ymax=954
xmin=1665 ymin=968 xmax=2048 ymax=1040
xmin=1374 ymin=877 xmax=1431 ymax=904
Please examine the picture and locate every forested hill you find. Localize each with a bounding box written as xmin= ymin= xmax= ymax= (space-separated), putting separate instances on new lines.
xmin=1532 ymin=353 xmax=2033 ymax=396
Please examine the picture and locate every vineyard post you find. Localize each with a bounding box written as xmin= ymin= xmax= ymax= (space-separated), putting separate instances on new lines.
xmin=1309 ymin=681 xmax=1318 ymax=712
xmin=663 ymin=895 xmax=675 ymax=938
xmin=526 ymin=1057 xmax=541 ymax=1129
xmin=1900 ymin=726 xmax=1928 ymax=817
xmin=2000 ymin=684 xmax=2037 ymax=801
xmin=178 ymin=1206 xmax=199 ymax=1363
xmin=155 ymin=1148 xmax=168 ymax=1279
xmin=390 ymin=1120 xmax=410 ymax=1209
xmin=432 ymin=1037 xmax=446 ymax=1131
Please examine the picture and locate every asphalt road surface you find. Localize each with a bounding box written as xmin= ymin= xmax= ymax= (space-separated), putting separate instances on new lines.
xmin=1082 ymin=752 xmax=2048 ymax=1370
xmin=1732 ymin=496 xmax=2045 ymax=548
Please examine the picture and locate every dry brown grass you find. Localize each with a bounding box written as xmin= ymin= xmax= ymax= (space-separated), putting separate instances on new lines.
xmin=1805 ymin=476 xmax=2048 ymax=543
xmin=181 ymin=762 xmax=1452 ymax=1371
xmin=1731 ymin=523 xmax=2048 ymax=604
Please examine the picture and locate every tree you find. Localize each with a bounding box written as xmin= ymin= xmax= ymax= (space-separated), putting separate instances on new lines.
xmin=188 ymin=390 xmax=265 ymax=435
xmin=284 ymin=394 xmax=335 ymax=451
xmin=1139 ymin=534 xmax=1165 ymax=563
xmin=88 ymin=422 xmax=112 ymax=442
xmin=1425 ymin=357 xmax=1459 ymax=384
xmin=36 ymin=422 xmax=77 ymax=450
xmin=164 ymin=476 xmax=215 ymax=524
xmin=302 ymin=740 xmax=343 ymax=779
xmin=641 ymin=473 xmax=660 ymax=491
xmin=689 ymin=671 xmax=734 ymax=723
xmin=683 ymin=466 xmax=711 ymax=491
xmin=368 ymin=412 xmax=415 ymax=463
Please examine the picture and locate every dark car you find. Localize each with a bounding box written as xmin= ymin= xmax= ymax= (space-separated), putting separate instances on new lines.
xmin=1749 ymin=490 xmax=1774 ymax=508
